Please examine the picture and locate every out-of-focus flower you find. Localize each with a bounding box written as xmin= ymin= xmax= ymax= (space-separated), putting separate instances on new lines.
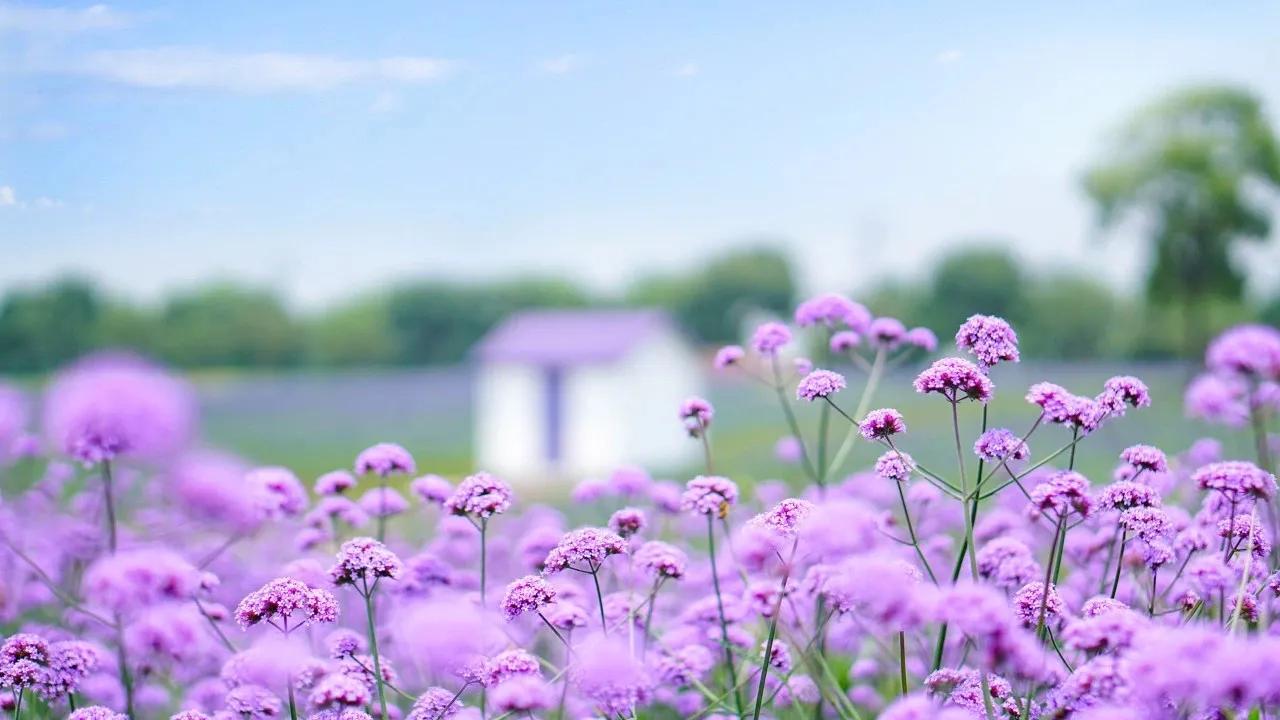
xmin=874 ymin=450 xmax=915 ymax=482
xmin=82 ymin=548 xmax=200 ymax=613
xmin=748 ymin=498 xmax=814 ymax=538
xmin=713 ymin=345 xmax=745 ymax=369
xmin=571 ymin=634 xmax=654 ymax=716
xmin=750 ymin=322 xmax=793 ymax=356
xmin=681 ymin=476 xmax=739 ymax=518
xmin=679 ymin=396 xmax=714 ymax=436
xmin=607 ymin=507 xmax=646 ymax=538
xmin=407 ymin=686 xmax=464 ymax=720
xmin=354 ymin=442 xmax=415 ymax=477
xmin=315 ymin=470 xmax=356 ymax=496
xmin=634 ymin=541 xmax=688 ymax=580
xmin=830 ymin=331 xmax=861 ymax=353
xmin=904 ymin=327 xmax=938 ymax=352
xmin=410 ymin=474 xmax=453 ymax=505
xmin=1206 ymin=324 xmax=1280 ymax=379
xmin=1193 ymin=461 xmax=1277 ymax=501
xmin=868 ymin=317 xmax=907 ymax=349
xmin=774 ymin=436 xmax=803 ymax=464
xmin=1029 ymin=471 xmax=1094 ymax=518
xmin=795 ymin=293 xmax=871 ymax=331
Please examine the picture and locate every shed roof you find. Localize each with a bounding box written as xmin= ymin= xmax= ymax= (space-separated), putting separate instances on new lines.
xmin=474 ymin=309 xmax=680 ymax=365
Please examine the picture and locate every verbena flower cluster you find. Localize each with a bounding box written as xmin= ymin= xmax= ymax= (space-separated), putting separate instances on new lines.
xmin=2 ymin=298 xmax=1279 ymax=720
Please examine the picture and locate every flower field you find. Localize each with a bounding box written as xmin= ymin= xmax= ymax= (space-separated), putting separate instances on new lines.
xmin=2 ymin=295 xmax=1279 ymax=720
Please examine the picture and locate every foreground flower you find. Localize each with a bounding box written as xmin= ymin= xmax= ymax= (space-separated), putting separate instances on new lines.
xmin=442 ymin=471 xmax=513 ymax=518
xmin=681 ymin=475 xmax=739 ymax=518
xmin=329 ymin=537 xmax=403 ymax=588
xmin=354 ymin=442 xmax=416 ymax=477
xmin=501 ymin=575 xmax=557 ymax=621
xmin=914 ymin=357 xmax=993 ymax=403
xmin=955 ymin=314 xmax=1020 ymax=368
xmin=235 ymin=577 xmax=339 ymax=632
xmin=860 ymin=408 xmax=906 ymax=440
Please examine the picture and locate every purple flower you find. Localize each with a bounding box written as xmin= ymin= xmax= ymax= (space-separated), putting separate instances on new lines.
xmin=66 ymin=708 xmax=128 ymax=720
xmin=490 ymin=675 xmax=554 ymax=713
xmin=1206 ymin=324 xmax=1280 ymax=379
xmin=1029 ymin=471 xmax=1094 ymax=518
xmin=354 ymin=442 xmax=416 ymax=477
xmin=234 ymin=577 xmax=339 ymax=632
xmin=829 ymin=331 xmax=860 ymax=353
xmin=656 ymin=645 xmax=715 ymax=685
xmin=1118 ymin=507 xmax=1173 ymax=543
xmin=247 ymin=466 xmax=307 ymax=518
xmin=955 ymin=314 xmax=1020 ymax=368
xmin=1120 ymin=444 xmax=1167 ymax=472
xmin=607 ymin=507 xmax=647 ymax=538
xmin=1193 ymin=461 xmax=1277 ymax=501
xmin=608 ymin=466 xmax=652 ymax=496
xmin=750 ymin=322 xmax=793 ymax=356
xmin=796 ymin=369 xmax=846 ymax=401
xmin=774 ymin=436 xmax=803 ymax=464
xmin=875 ymin=450 xmax=916 ymax=482
xmin=326 ymin=629 xmax=365 ymax=658
xmin=1097 ymin=481 xmax=1161 ymax=511
xmin=748 ymin=498 xmax=815 ymax=538
xmin=408 ymin=687 xmax=464 ymax=720
xmin=819 ymin=554 xmax=932 ymax=631
xmin=1011 ymin=582 xmax=1064 ymax=627
xmin=1097 ymin=375 xmax=1151 ymax=415
xmin=859 ymin=408 xmax=906 ymax=440
xmin=542 ymin=527 xmax=627 ymax=574
xmin=329 ymin=537 xmax=403 ymax=589
xmin=308 ymin=675 xmax=370 ymax=710
xmin=713 ymin=345 xmax=745 ymax=369
xmin=678 ymin=396 xmax=714 ymax=435
xmin=82 ymin=548 xmax=200 ymax=612
xmin=542 ymin=602 xmax=589 ymax=630
xmin=225 ymin=684 xmax=282 ymax=718
xmin=634 ymin=540 xmax=688 ymax=579
xmin=1217 ymin=514 xmax=1272 ymax=559
xmin=357 ymin=487 xmax=409 ymax=518
xmin=479 ymin=649 xmax=541 ymax=687
xmin=795 ymin=293 xmax=871 ymax=331
xmin=868 ymin=317 xmax=907 ymax=349
xmin=315 ymin=470 xmax=357 ymax=496
xmin=442 ymin=472 xmax=513 ymax=518
xmin=905 ymin=327 xmax=939 ymax=352
xmin=914 ymin=357 xmax=994 ymax=403
xmin=571 ymin=634 xmax=654 ymax=716
xmin=973 ymin=428 xmax=1029 ymax=462
xmin=1184 ymin=373 xmax=1252 ymax=427
xmin=500 ymin=575 xmax=557 ymax=621
xmin=410 ymin=474 xmax=453 ymax=505
xmin=680 ymin=475 xmax=739 ymax=518
xmin=42 ymin=353 xmax=195 ymax=465
xmin=976 ymin=538 xmax=1040 ymax=591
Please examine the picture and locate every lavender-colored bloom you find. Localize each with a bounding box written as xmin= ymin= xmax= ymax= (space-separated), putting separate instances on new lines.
xmin=608 ymin=466 xmax=652 ymax=496
xmin=820 ymin=554 xmax=931 ymax=631
xmin=1118 ymin=507 xmax=1173 ymax=543
xmin=353 ymin=442 xmax=415 ymax=477
xmin=408 ymin=686 xmax=463 ymax=720
xmin=571 ymin=634 xmax=654 ymax=716
xmin=310 ymin=497 xmax=369 ymax=528
xmin=309 ymin=675 xmax=370 ymax=710
xmin=38 ymin=640 xmax=100 ymax=699
xmin=679 ymin=396 xmax=714 ymax=435
xmin=82 ymin=548 xmax=200 ymax=612
xmin=914 ymin=357 xmax=994 ymax=403
xmin=955 ymin=314 xmax=1020 ymax=368
xmin=1217 ymin=514 xmax=1272 ymax=559
xmin=542 ymin=602 xmax=589 ymax=631
xmin=225 ymin=684 xmax=283 ymax=718
xmin=410 ymin=474 xmax=453 ymax=505
xmin=973 ymin=428 xmax=1029 ymax=462
xmin=680 ymin=475 xmax=739 ymax=518
xmin=326 ymin=629 xmax=365 ymax=659
xmin=442 ymin=472 xmax=513 ymax=518
xmin=1097 ymin=375 xmax=1151 ymax=415
xmin=1097 ymin=481 xmax=1160 ymax=511
xmin=1029 ymin=470 xmax=1094 ymax=518
xmin=1206 ymin=324 xmax=1280 ymax=379
xmin=315 ymin=470 xmax=356 ymax=496
xmin=976 ymin=538 xmax=1041 ymax=592
xmin=608 ymin=507 xmax=647 ymax=538
xmin=795 ymin=293 xmax=871 ymax=331
xmin=713 ymin=345 xmax=745 ymax=369
xmin=748 ymin=498 xmax=815 ymax=538
xmin=570 ymin=477 xmax=609 ymax=503
xmin=656 ymin=645 xmax=714 ymax=685
xmin=478 ymin=649 xmax=541 ymax=687
xmin=875 ymin=450 xmax=916 ymax=482
xmin=1193 ymin=461 xmax=1277 ymax=501
xmin=1011 ymin=582 xmax=1064 ymax=627
xmin=1185 ymin=373 xmax=1251 ymax=427
xmin=796 ymin=369 xmax=846 ymax=401
xmin=500 ymin=575 xmax=557 ymax=621
xmin=490 ymin=675 xmax=553 ymax=713
xmin=634 ymin=540 xmax=688 ymax=579
xmin=774 ymin=436 xmax=803 ymax=464
xmin=542 ymin=528 xmax=627 ymax=574
xmin=859 ymin=408 xmax=906 ymax=440
xmin=235 ymin=577 xmax=339 ymax=631
xmin=247 ymin=466 xmax=308 ymax=518
xmin=750 ymin=322 xmax=793 ymax=355
xmin=880 ymin=694 xmax=971 ymax=720
xmin=357 ymin=487 xmax=409 ymax=518
xmin=904 ymin=327 xmax=938 ymax=352
xmin=829 ymin=331 xmax=861 ymax=353
xmin=42 ymin=353 xmax=195 ymax=465
xmin=868 ymin=317 xmax=907 ymax=349
xmin=329 ymin=537 xmax=403 ymax=588
xmin=1120 ymin=444 xmax=1167 ymax=472
xmin=66 ymin=708 xmax=128 ymax=720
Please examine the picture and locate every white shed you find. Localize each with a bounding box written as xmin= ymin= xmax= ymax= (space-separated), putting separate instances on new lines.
xmin=473 ymin=309 xmax=704 ymax=481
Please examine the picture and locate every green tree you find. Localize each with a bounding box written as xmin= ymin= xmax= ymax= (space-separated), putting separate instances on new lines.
xmin=920 ymin=244 xmax=1026 ymax=336
xmin=307 ymin=296 xmax=398 ymax=367
xmin=1084 ymin=85 xmax=1280 ymax=357
xmin=157 ymin=284 xmax=304 ymax=367
xmin=0 ymin=277 xmax=102 ymax=372
xmin=1019 ymin=274 xmax=1118 ymax=359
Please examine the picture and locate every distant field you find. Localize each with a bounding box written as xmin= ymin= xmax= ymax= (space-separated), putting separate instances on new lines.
xmin=193 ymin=361 xmax=1250 ymax=489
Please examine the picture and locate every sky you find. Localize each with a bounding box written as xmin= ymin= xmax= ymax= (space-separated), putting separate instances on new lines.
xmin=2 ymin=1 xmax=1279 ymax=309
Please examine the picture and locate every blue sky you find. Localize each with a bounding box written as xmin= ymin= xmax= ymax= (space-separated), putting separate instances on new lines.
xmin=2 ymin=1 xmax=1279 ymax=307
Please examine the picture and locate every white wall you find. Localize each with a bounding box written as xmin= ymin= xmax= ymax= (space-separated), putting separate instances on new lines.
xmin=614 ymin=328 xmax=704 ymax=472
xmin=474 ymin=362 xmax=546 ymax=480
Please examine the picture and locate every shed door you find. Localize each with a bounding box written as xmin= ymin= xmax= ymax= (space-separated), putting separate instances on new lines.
xmin=544 ymin=366 xmax=564 ymax=464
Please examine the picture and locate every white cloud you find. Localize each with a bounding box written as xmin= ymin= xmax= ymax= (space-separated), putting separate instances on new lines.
xmin=674 ymin=62 xmax=700 ymax=77
xmin=369 ymin=91 xmax=403 ymax=114
xmin=0 ymin=186 xmax=15 ymax=207
xmin=935 ymin=49 xmax=963 ymax=65
xmin=0 ymin=2 xmax=129 ymax=34
xmin=537 ymin=54 xmax=580 ymax=75
xmin=71 ymin=48 xmax=454 ymax=92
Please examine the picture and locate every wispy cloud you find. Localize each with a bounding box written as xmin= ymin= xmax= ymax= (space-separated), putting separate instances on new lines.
xmin=0 ymin=185 xmax=65 ymax=209
xmin=0 ymin=2 xmax=129 ymax=34
xmin=0 ymin=186 xmax=15 ymax=207
xmin=935 ymin=49 xmax=963 ymax=65
xmin=537 ymin=54 xmax=581 ymax=75
xmin=673 ymin=62 xmax=700 ymax=77
xmin=67 ymin=48 xmax=454 ymax=92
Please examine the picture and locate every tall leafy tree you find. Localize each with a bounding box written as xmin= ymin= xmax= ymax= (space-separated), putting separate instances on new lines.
xmin=1084 ymin=85 xmax=1280 ymax=356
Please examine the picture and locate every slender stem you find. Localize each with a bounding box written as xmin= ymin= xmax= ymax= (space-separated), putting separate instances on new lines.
xmin=1149 ymin=569 xmax=1158 ymax=616
xmin=641 ymin=578 xmax=661 ymax=657
xmin=898 ymin=631 xmax=909 ymax=697
xmin=826 ymin=347 xmax=887 ymax=478
xmin=376 ymin=478 xmax=388 ymax=542
xmin=102 ymin=459 xmax=119 ymax=554
xmin=480 ymin=518 xmax=489 ymax=605
xmin=14 ymin=687 xmax=23 ymax=720
xmin=101 ymin=460 xmax=135 ymax=719
xmin=707 ymin=516 xmax=743 ymax=717
xmin=699 ymin=419 xmax=715 ymax=475
xmin=539 ymin=612 xmax=571 ymax=649
xmin=753 ymin=540 xmax=797 ymax=720
xmin=816 ymin=402 xmax=831 ymax=489
xmin=288 ymin=683 xmax=298 ymax=720
xmin=1033 ymin=514 xmax=1066 ymax=643
xmin=949 ymin=400 xmax=994 ymax=720
xmin=590 ymin=567 xmax=608 ymax=632
xmin=195 ymin=598 xmax=237 ymax=653
xmin=1110 ymin=531 xmax=1128 ymax=599
xmin=896 ymin=481 xmax=937 ymax=584
xmin=362 ymin=584 xmax=390 ymax=720
xmin=770 ymin=357 xmax=819 ymax=484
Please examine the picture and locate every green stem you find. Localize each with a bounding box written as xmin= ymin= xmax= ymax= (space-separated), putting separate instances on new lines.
xmin=480 ymin=518 xmax=489 ymax=605
xmin=898 ymin=631 xmax=909 ymax=697
xmin=707 ymin=516 xmax=743 ymax=717
xmin=896 ymin=480 xmax=938 ymax=584
xmin=376 ymin=478 xmax=387 ymax=542
xmin=590 ymin=567 xmax=608 ymax=632
xmin=288 ymin=684 xmax=298 ymax=720
xmin=770 ymin=358 xmax=819 ymax=485
xmin=825 ymin=348 xmax=887 ymax=478
xmin=362 ymin=584 xmax=390 ymax=720
xmin=950 ymin=400 xmax=994 ymax=720
xmin=1109 ymin=531 xmax=1128 ymax=599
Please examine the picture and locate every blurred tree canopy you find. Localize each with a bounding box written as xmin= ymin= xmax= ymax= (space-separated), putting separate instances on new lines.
xmin=1084 ymin=85 xmax=1280 ymax=356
